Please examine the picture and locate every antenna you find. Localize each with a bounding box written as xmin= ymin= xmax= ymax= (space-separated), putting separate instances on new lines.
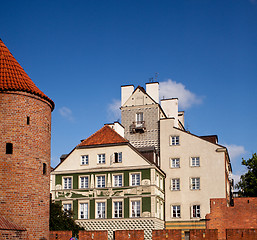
xmin=148 ymin=77 xmax=153 ymax=82
xmin=155 ymin=72 xmax=159 ymax=81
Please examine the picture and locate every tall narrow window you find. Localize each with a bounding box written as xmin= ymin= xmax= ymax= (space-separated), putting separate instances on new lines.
xmin=80 ymin=203 xmax=89 ymax=219
xmin=6 ymin=143 xmax=13 ymax=154
xmin=43 ymin=163 xmax=47 ymax=175
xmin=27 ymin=116 xmax=30 ymax=125
xmin=114 ymin=152 xmax=122 ymax=163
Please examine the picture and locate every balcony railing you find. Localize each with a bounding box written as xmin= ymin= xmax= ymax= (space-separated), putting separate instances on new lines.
xmin=130 ymin=121 xmax=146 ymax=133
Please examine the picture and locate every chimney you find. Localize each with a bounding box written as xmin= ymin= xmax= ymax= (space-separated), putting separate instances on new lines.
xmin=161 ymin=98 xmax=179 ymax=127
xmin=146 ymin=82 xmax=159 ymax=103
xmin=121 ymin=85 xmax=134 ymax=106
xmin=106 ymin=122 xmax=125 ymax=137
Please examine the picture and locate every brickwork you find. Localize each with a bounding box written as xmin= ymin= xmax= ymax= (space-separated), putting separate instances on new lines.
xmin=0 ymin=230 xmax=27 ymax=240
xmin=206 ymin=197 xmax=257 ymax=240
xmin=121 ymin=106 xmax=160 ymax=150
xmin=152 ymin=229 xmax=182 ymax=240
xmin=190 ymin=229 xmax=218 ymax=240
xmin=49 ymin=231 xmax=72 ymax=240
xmin=0 ymin=91 xmax=52 ymax=240
xmin=226 ymin=229 xmax=257 ymax=240
xmin=79 ymin=230 xmax=108 ymax=240
xmin=114 ymin=230 xmax=144 ymax=240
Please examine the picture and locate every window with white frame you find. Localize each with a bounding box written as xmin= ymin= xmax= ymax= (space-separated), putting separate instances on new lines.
xmin=97 ymin=154 xmax=105 ymax=164
xmin=191 ymin=157 xmax=200 ymax=167
xmin=63 ymin=177 xmax=72 ymax=189
xmin=171 ymin=178 xmax=180 ymax=191
xmin=63 ymin=203 xmax=72 ymax=212
xmin=136 ymin=112 xmax=143 ymax=123
xmin=131 ymin=200 xmax=140 ymax=217
xmin=191 ymin=178 xmax=200 ymax=190
xmin=113 ymin=201 xmax=123 ymax=218
xmin=96 ymin=202 xmax=106 ymax=218
xmin=156 ymin=174 xmax=159 ymax=187
xmin=114 ymin=152 xmax=122 ymax=163
xmin=113 ymin=174 xmax=122 ymax=187
xmin=172 ymin=205 xmax=181 ymax=218
xmin=80 ymin=176 xmax=89 ymax=189
xmin=81 ymin=155 xmax=89 ymax=165
xmin=191 ymin=205 xmax=201 ymax=218
xmin=79 ymin=202 xmax=88 ymax=219
xmin=170 ymin=158 xmax=180 ymax=168
xmin=130 ymin=173 xmax=140 ymax=186
xmin=160 ymin=176 xmax=163 ymax=190
xmin=96 ymin=175 xmax=106 ymax=188
xmin=170 ymin=136 xmax=179 ymax=146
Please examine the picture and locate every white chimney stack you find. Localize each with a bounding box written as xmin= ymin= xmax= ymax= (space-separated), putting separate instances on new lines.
xmin=121 ymin=85 xmax=134 ymax=106
xmin=146 ymin=82 xmax=159 ymax=103
xmin=161 ymin=98 xmax=179 ymax=127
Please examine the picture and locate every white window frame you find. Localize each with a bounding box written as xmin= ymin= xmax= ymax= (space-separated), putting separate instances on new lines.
xmin=170 ymin=158 xmax=180 ymax=168
xmin=191 ymin=205 xmax=201 ymax=218
xmin=190 ymin=177 xmax=200 ymax=190
xmin=96 ymin=175 xmax=106 ymax=188
xmin=112 ymin=174 xmax=123 ymax=187
xmin=114 ymin=152 xmax=122 ymax=163
xmin=113 ymin=199 xmax=123 ymax=218
xmin=130 ymin=172 xmax=141 ymax=186
xmin=170 ymin=136 xmax=180 ymax=146
xmin=62 ymin=176 xmax=72 ymax=189
xmin=62 ymin=201 xmax=72 ymax=213
xmin=79 ymin=200 xmax=89 ymax=219
xmin=96 ymin=200 xmax=106 ymax=219
xmin=191 ymin=157 xmax=200 ymax=167
xmin=136 ymin=112 xmax=143 ymax=122
xmin=172 ymin=205 xmax=181 ymax=218
xmin=156 ymin=174 xmax=159 ymax=188
xmin=81 ymin=155 xmax=89 ymax=165
xmin=130 ymin=198 xmax=141 ymax=218
xmin=171 ymin=178 xmax=180 ymax=191
xmin=160 ymin=176 xmax=163 ymax=190
xmin=97 ymin=154 xmax=106 ymax=164
xmin=79 ymin=175 xmax=90 ymax=189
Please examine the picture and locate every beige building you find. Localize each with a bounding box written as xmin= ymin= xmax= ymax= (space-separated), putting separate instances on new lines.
xmin=121 ymin=82 xmax=232 ymax=234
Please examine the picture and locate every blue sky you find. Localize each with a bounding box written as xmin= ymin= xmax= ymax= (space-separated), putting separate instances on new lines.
xmin=1 ymin=0 xmax=257 ymax=183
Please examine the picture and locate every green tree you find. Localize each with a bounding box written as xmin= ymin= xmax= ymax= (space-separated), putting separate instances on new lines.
xmin=236 ymin=153 xmax=257 ymax=197
xmin=49 ymin=201 xmax=83 ymax=236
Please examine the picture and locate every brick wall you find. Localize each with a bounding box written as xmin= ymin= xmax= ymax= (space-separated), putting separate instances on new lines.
xmin=0 ymin=230 xmax=27 ymax=240
xmin=206 ymin=198 xmax=257 ymax=239
xmin=79 ymin=230 xmax=108 ymax=240
xmin=0 ymin=91 xmax=52 ymax=240
xmin=49 ymin=231 xmax=72 ymax=240
xmin=190 ymin=229 xmax=218 ymax=240
xmin=226 ymin=229 xmax=257 ymax=240
xmin=114 ymin=230 xmax=144 ymax=240
xmin=152 ymin=229 xmax=181 ymax=240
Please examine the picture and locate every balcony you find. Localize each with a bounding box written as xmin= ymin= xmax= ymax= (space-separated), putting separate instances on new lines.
xmin=130 ymin=121 xmax=146 ymax=133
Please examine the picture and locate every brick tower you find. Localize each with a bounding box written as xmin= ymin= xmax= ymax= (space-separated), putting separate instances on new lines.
xmin=0 ymin=39 xmax=54 ymax=239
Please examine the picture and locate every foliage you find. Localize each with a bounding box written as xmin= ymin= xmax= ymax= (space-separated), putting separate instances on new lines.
xmin=49 ymin=200 xmax=83 ymax=236
xmin=236 ymin=153 xmax=257 ymax=197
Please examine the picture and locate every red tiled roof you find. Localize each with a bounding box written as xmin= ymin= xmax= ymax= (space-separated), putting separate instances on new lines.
xmin=0 ymin=216 xmax=26 ymax=231
xmin=78 ymin=125 xmax=128 ymax=147
xmin=0 ymin=39 xmax=54 ymax=110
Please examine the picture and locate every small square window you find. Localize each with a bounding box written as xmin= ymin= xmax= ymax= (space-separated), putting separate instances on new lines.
xmin=170 ymin=136 xmax=179 ymax=146
xmin=192 ymin=205 xmax=201 ymax=218
xmin=130 ymin=173 xmax=140 ymax=186
xmin=114 ymin=152 xmax=122 ymax=163
xmin=80 ymin=176 xmax=89 ymax=188
xmin=63 ymin=203 xmax=72 ymax=212
xmin=63 ymin=177 xmax=72 ymax=189
xmin=191 ymin=178 xmax=200 ymax=190
xmin=172 ymin=205 xmax=181 ymax=218
xmin=97 ymin=175 xmax=106 ymax=188
xmin=81 ymin=155 xmax=89 ymax=165
xmin=97 ymin=154 xmax=105 ymax=164
xmin=191 ymin=157 xmax=200 ymax=167
xmin=170 ymin=158 xmax=180 ymax=168
xmin=171 ymin=178 xmax=180 ymax=191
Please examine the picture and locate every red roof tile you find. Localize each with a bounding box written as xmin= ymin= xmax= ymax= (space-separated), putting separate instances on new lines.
xmin=0 ymin=216 xmax=26 ymax=231
xmin=0 ymin=39 xmax=54 ymax=110
xmin=78 ymin=125 xmax=128 ymax=147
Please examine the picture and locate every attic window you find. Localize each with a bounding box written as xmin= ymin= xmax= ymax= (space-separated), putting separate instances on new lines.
xmin=6 ymin=143 xmax=13 ymax=154
xmin=114 ymin=152 xmax=122 ymax=163
xmin=27 ymin=116 xmax=30 ymax=125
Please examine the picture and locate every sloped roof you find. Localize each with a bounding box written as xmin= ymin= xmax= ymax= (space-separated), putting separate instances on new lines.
xmin=0 ymin=216 xmax=26 ymax=231
xmin=0 ymin=39 xmax=54 ymax=110
xmin=77 ymin=125 xmax=129 ymax=147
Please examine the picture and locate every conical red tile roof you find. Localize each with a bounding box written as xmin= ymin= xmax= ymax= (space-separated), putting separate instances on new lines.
xmin=0 ymin=39 xmax=54 ymax=110
xmin=78 ymin=125 xmax=129 ymax=147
